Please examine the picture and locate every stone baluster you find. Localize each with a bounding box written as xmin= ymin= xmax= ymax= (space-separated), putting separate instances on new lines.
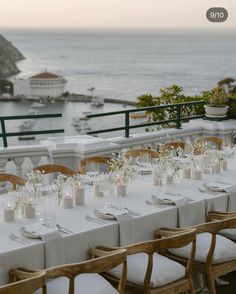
xmin=13 ymin=157 xmax=24 ymax=177
xmin=30 ymin=156 xmax=42 ymax=167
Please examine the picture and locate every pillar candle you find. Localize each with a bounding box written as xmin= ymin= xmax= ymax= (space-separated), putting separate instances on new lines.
xmin=192 ymin=170 xmax=202 ymax=180
xmin=24 ymin=201 xmax=36 ymax=219
xmin=63 ymin=194 xmax=73 ymax=209
xmin=223 ymin=160 xmax=228 ymax=171
xmin=153 ymin=177 xmax=163 ymax=186
xmin=93 ymin=182 xmax=103 ymax=197
xmin=166 ymin=175 xmax=174 ymax=185
xmin=75 ymin=186 xmax=85 ymax=205
xmin=213 ymin=163 xmax=222 ymax=174
xmin=4 ymin=205 xmax=15 ymax=222
xmin=116 ymin=183 xmax=127 ymax=197
xmin=183 ymin=168 xmax=191 ymax=179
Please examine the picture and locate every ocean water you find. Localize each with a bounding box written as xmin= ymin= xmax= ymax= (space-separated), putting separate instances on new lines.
xmin=2 ymin=28 xmax=236 ymax=100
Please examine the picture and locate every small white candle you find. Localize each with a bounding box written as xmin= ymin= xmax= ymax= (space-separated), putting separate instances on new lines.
xmin=192 ymin=170 xmax=202 ymax=180
xmin=183 ymin=168 xmax=191 ymax=179
xmin=166 ymin=175 xmax=174 ymax=185
xmin=117 ymin=183 xmax=127 ymax=197
xmin=153 ymin=177 xmax=163 ymax=186
xmin=4 ymin=204 xmax=15 ymax=222
xmin=203 ymin=168 xmax=211 ymax=174
xmin=93 ymin=182 xmax=103 ymax=197
xmin=223 ymin=160 xmax=228 ymax=171
xmin=63 ymin=194 xmax=73 ymax=209
xmin=75 ymin=186 xmax=85 ymax=205
xmin=213 ymin=163 xmax=221 ymax=174
xmin=24 ymin=199 xmax=36 ymax=219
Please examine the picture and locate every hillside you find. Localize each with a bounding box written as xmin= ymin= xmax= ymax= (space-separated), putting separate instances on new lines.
xmin=0 ymin=35 xmax=24 ymax=78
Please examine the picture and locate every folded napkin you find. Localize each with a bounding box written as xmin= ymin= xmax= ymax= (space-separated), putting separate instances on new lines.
xmin=115 ymin=213 xmax=135 ymax=246
xmin=22 ymin=223 xmax=65 ymax=267
xmin=225 ymin=186 xmax=236 ymax=211
xmin=152 ymin=194 xmax=189 ymax=207
xmin=204 ymin=182 xmax=232 ymax=192
xmin=95 ymin=207 xmax=135 ymax=246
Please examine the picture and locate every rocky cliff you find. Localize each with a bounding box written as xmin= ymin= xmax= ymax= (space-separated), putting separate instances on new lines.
xmin=0 ymin=35 xmax=24 ymax=78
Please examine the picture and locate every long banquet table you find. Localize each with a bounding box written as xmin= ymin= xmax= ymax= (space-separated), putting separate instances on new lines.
xmin=0 ymin=155 xmax=236 ymax=285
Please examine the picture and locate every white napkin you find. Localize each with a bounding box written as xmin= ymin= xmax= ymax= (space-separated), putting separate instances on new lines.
xmin=95 ymin=207 xmax=135 ymax=246
xmin=152 ymin=194 xmax=189 ymax=207
xmin=115 ymin=213 xmax=135 ymax=246
xmin=204 ymin=182 xmax=232 ymax=192
xmin=226 ymin=186 xmax=236 ymax=211
xmin=22 ymin=223 xmax=65 ymax=268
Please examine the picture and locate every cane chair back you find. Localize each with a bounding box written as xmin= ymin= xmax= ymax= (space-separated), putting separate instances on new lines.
xmin=195 ymin=136 xmax=223 ymax=154
xmin=78 ymin=156 xmax=112 ymax=174
xmin=0 ymin=173 xmax=25 ymax=191
xmin=33 ymin=164 xmax=75 ymax=176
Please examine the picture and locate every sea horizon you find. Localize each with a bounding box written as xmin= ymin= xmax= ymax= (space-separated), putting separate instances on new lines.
xmin=1 ymin=27 xmax=236 ymax=101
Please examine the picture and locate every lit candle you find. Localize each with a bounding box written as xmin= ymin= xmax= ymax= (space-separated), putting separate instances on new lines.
xmin=4 ymin=203 xmax=15 ymax=222
xmin=63 ymin=193 xmax=73 ymax=209
xmin=93 ymin=182 xmax=103 ymax=197
xmin=75 ymin=184 xmax=85 ymax=205
xmin=24 ymin=199 xmax=36 ymax=219
xmin=213 ymin=163 xmax=222 ymax=174
xmin=183 ymin=168 xmax=191 ymax=179
xmin=153 ymin=176 xmax=162 ymax=186
xmin=223 ymin=160 xmax=228 ymax=171
xmin=116 ymin=181 xmax=127 ymax=197
xmin=166 ymin=174 xmax=174 ymax=185
xmin=192 ymin=169 xmax=202 ymax=180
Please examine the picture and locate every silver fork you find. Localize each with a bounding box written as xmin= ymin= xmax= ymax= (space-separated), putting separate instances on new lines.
xmin=85 ymin=215 xmax=107 ymax=225
xmin=9 ymin=233 xmax=29 ymax=245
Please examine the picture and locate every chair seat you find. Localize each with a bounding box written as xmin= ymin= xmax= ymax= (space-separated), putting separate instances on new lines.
xmin=35 ymin=273 xmax=118 ymax=294
xmin=109 ymin=252 xmax=185 ymax=288
xmin=170 ymin=232 xmax=236 ymax=264
xmin=219 ymin=228 xmax=236 ymax=241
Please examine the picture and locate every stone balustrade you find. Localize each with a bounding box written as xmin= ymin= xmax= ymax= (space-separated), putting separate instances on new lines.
xmin=0 ymin=119 xmax=235 ymax=177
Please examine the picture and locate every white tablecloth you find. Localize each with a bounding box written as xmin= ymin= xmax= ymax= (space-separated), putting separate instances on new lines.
xmin=0 ymin=155 xmax=235 ymax=285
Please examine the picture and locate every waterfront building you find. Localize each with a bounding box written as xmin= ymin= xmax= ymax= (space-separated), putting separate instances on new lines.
xmin=14 ymin=71 xmax=67 ymax=98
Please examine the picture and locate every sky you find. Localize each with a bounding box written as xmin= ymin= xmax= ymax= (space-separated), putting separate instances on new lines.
xmin=0 ymin=0 xmax=235 ymax=29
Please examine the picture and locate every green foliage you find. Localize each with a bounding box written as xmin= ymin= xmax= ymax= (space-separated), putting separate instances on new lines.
xmin=136 ymin=85 xmax=205 ymax=125
xmin=204 ymin=87 xmax=228 ymax=107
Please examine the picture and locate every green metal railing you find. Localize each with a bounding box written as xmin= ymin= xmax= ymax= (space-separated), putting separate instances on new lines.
xmin=0 ymin=113 xmax=64 ymax=147
xmin=87 ymin=100 xmax=205 ymax=138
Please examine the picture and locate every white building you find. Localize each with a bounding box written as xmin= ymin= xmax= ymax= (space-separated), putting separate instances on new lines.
xmin=14 ymin=71 xmax=67 ymax=98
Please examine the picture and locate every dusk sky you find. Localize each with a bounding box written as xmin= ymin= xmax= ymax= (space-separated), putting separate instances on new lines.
xmin=0 ymin=0 xmax=235 ymax=28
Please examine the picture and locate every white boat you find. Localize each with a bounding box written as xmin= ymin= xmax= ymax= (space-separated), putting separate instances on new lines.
xmin=91 ymin=97 xmax=104 ymax=107
xmin=31 ymin=102 xmax=45 ymax=108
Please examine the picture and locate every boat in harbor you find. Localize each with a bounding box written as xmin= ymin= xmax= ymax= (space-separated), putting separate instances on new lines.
xmin=91 ymin=96 xmax=104 ymax=107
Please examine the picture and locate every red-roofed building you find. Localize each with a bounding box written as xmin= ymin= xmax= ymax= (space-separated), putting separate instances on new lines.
xmin=14 ymin=71 xmax=67 ymax=98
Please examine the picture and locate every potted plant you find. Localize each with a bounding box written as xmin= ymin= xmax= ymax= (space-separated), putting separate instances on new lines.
xmin=204 ymin=87 xmax=229 ymax=118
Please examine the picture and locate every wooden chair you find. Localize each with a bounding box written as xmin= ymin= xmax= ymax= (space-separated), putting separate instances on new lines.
xmin=33 ymin=164 xmax=76 ymax=176
xmin=78 ymin=156 xmax=112 ymax=174
xmin=207 ymin=211 xmax=236 ymax=241
xmin=0 ymin=173 xmax=25 ymax=191
xmin=162 ymin=142 xmax=185 ymax=151
xmin=125 ymin=148 xmax=160 ymax=159
xmin=10 ymin=249 xmax=127 ymax=294
xmin=195 ymin=136 xmax=223 ymax=154
xmin=155 ymin=217 xmax=236 ymax=294
xmin=93 ymin=228 xmax=196 ymax=294
xmin=1 ymin=270 xmax=46 ymax=294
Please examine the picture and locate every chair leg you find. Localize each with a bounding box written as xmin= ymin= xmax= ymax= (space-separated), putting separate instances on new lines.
xmin=206 ymin=270 xmax=216 ymax=294
xmin=189 ymin=279 xmax=195 ymax=294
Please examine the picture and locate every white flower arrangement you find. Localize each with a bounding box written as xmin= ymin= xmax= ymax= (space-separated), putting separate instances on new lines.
xmin=25 ymin=170 xmax=43 ymax=192
xmin=109 ymin=151 xmax=138 ymax=183
xmin=53 ymin=173 xmax=70 ymax=204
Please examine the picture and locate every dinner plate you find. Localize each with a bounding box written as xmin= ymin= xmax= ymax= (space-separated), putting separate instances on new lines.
xmin=20 ymin=223 xmax=53 ymax=239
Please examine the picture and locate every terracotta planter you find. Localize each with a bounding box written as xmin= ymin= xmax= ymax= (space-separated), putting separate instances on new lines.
xmin=204 ymin=105 xmax=229 ymax=118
